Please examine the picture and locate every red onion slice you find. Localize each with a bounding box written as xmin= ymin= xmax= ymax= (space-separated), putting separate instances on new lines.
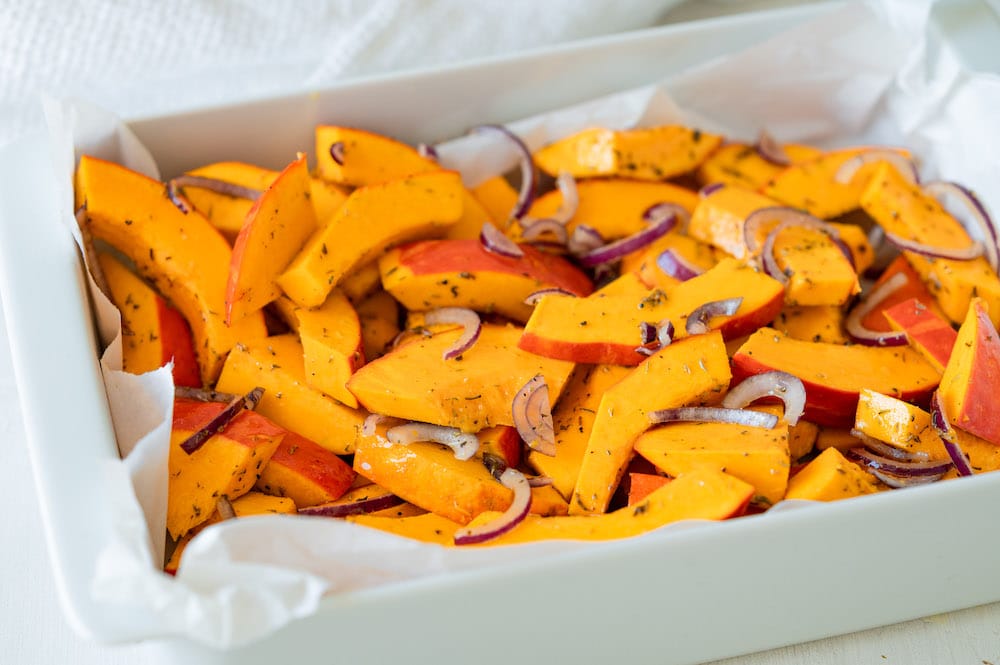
xmin=389 ymin=325 xmax=434 ymax=351
xmin=743 ymin=207 xmax=835 ymax=256
xmin=166 ymin=180 xmax=193 ymax=214
xmin=656 ymin=248 xmax=704 ymax=281
xmin=699 ymin=182 xmax=725 ymax=198
xmin=424 ymin=307 xmax=482 ymax=360
xmin=180 ymin=387 xmax=264 ymax=455
xmin=635 ymin=346 xmax=657 ymax=356
xmin=361 ymin=413 xmax=404 ymax=437
xmin=644 ymin=202 xmax=689 ymax=225
xmin=329 ymin=141 xmax=346 ymax=166
xmin=174 ymin=386 xmax=238 ymax=403
xmin=512 ymin=374 xmax=556 ymax=456
xmin=658 ymin=320 xmax=675 ymax=347
xmin=649 ymin=406 xmax=778 ymax=429
xmin=924 ymin=180 xmax=998 ymax=272
xmin=480 ymin=221 xmax=524 ymax=258
xmin=685 ymin=296 xmax=743 ymax=335
xmin=869 ymin=468 xmax=945 ymax=489
xmin=930 ymin=393 xmax=974 ymax=476
xmin=755 ymin=129 xmax=792 ymax=166
xmin=834 ymin=149 xmax=918 ymax=185
xmin=526 ymin=475 xmax=554 ymax=488
xmin=639 ymin=322 xmax=657 ymax=345
xmin=454 ymin=468 xmax=531 ymax=545
xmin=298 ymin=491 xmax=404 ymax=518
xmin=549 ymin=171 xmax=579 ymax=225
xmin=721 ymin=371 xmax=806 ymax=425
xmin=567 ymin=224 xmax=604 ymax=256
xmin=579 ymin=208 xmax=680 ymax=267
xmin=850 ymin=430 xmax=930 ymax=462
xmin=521 ymin=218 xmax=569 ymax=244
xmin=471 ymin=124 xmax=536 ymax=221
xmin=883 ymin=230 xmax=983 ymax=262
xmin=387 ymin=422 xmax=480 ymax=461
xmin=844 ymin=447 xmax=953 ymax=477
xmin=523 ymin=287 xmax=575 ymax=306
xmin=417 ymin=143 xmax=439 ymax=162
xmin=170 ymin=174 xmax=263 ymax=202
xmin=844 ymin=272 xmax=909 ymax=346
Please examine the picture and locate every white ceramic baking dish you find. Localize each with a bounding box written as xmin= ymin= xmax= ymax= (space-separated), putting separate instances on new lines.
xmin=2 ymin=2 xmax=999 ymax=664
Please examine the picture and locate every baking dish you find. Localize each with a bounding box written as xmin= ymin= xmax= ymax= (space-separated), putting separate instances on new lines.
xmin=2 ymin=2 xmax=999 ymax=664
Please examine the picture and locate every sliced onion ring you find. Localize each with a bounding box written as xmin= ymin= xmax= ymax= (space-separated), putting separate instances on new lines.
xmin=844 ymin=272 xmax=909 ymax=346
xmin=649 ymin=406 xmax=778 ymax=429
xmin=454 ymin=468 xmax=531 ymax=545
xmin=579 ymin=207 xmax=681 ymax=267
xmin=526 ymin=475 xmax=554 ymax=488
xmin=844 ymin=447 xmax=953 ymax=477
xmin=417 ymin=143 xmax=439 ymax=162
xmin=180 ymin=387 xmax=264 ymax=455
xmin=298 ymin=491 xmax=403 ymax=518
xmin=216 ymin=496 xmax=236 ymax=521
xmin=549 ymin=171 xmax=579 ymax=225
xmin=329 ymin=141 xmax=346 ymax=165
xmin=175 ymin=386 xmax=238 ymax=403
xmin=480 ymin=221 xmax=524 ymax=258
xmin=883 ymin=230 xmax=983 ymax=261
xmin=924 ymin=180 xmax=998 ymax=272
xmin=424 ymin=307 xmax=481 ymax=360
xmin=169 ymin=174 xmax=263 ymax=202
xmin=387 ymin=422 xmax=480 ymax=461
xmin=743 ymin=207 xmax=836 ymax=256
xmin=930 ymin=392 xmax=974 ymax=476
xmin=524 ymin=287 xmax=575 ymax=306
xmin=721 ymin=371 xmax=806 ymax=425
xmin=850 ymin=429 xmax=930 ymax=462
xmin=685 ymin=296 xmax=742 ymax=335
xmin=755 ymin=129 xmax=791 ymax=166
xmin=521 ymin=218 xmax=569 ymax=244
xmin=657 ymin=248 xmax=703 ymax=281
xmin=361 ymin=413 xmax=403 ymax=437
xmin=869 ymin=468 xmax=945 ymax=489
xmin=568 ymin=224 xmax=604 ymax=256
xmin=699 ymin=182 xmax=725 ymax=198
xmin=658 ymin=320 xmax=675 ymax=347
xmin=639 ymin=321 xmax=657 ymax=345
xmin=834 ymin=149 xmax=918 ymax=185
xmin=512 ymin=374 xmax=556 ymax=456
xmin=471 ymin=124 xmax=536 ymax=221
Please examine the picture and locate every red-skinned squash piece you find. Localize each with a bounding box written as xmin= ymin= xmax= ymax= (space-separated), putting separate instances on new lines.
xmin=883 ymin=297 xmax=957 ymax=373
xmin=626 ymin=473 xmax=671 ymax=506
xmin=938 ymin=299 xmax=1000 ymax=445
xmin=861 ymin=255 xmax=946 ymax=333
xmin=255 ymin=431 xmax=355 ymax=508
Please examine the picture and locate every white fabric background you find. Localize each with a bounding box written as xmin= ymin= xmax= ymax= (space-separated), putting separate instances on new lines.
xmin=2 ymin=0 xmax=999 ymax=663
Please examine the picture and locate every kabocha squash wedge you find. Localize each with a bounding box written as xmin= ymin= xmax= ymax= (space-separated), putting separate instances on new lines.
xmin=860 ymin=162 xmax=1000 ymax=324
xmin=295 ymin=289 xmax=365 ymax=408
xmin=696 ymin=142 xmax=822 ymax=190
xmin=167 ymin=399 xmax=285 ymax=539
xmin=534 ymin=125 xmax=722 ymax=181
xmin=315 ymin=125 xmax=438 ymax=186
xmin=634 ymin=421 xmax=790 ymax=506
xmin=938 ymin=299 xmax=1000 ymax=445
xmin=784 ymin=448 xmax=880 ymax=502
xmin=527 ymin=364 xmax=631 ymax=501
xmin=469 ymin=469 xmax=753 ymax=545
xmin=256 ymin=431 xmax=356 ymax=507
xmin=525 ymin=178 xmax=699 ymax=239
xmin=732 ymin=328 xmax=940 ymax=427
xmin=379 ymin=238 xmax=593 ymax=323
xmin=97 ymin=252 xmax=200 ymax=387
xmin=570 ymin=331 xmax=732 ymax=515
xmin=278 ymin=170 xmax=464 ymax=307
xmin=860 ymin=255 xmax=945 ymax=333
xmin=75 ymin=155 xmax=267 ymax=384
xmin=226 ymin=155 xmax=319 ymax=324
xmin=520 ymin=259 xmax=783 ymax=366
xmin=216 ymin=334 xmax=366 ymax=454
xmin=347 ymin=323 xmax=575 ymax=432
xmin=883 ymin=297 xmax=957 ymax=373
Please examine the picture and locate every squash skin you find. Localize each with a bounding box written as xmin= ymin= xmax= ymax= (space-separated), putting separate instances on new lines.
xmin=883 ymin=297 xmax=957 ymax=373
xmin=256 ymin=431 xmax=356 ymax=508
xmin=75 ymin=155 xmax=267 ymax=384
xmin=938 ymin=299 xmax=1000 ymax=445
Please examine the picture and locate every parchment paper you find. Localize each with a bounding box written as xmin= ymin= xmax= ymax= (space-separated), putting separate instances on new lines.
xmin=42 ymin=0 xmax=1000 ymax=648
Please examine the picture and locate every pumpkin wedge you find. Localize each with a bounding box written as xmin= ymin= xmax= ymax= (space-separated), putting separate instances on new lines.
xmin=622 ymin=231 xmax=720 ymax=291
xmin=570 ymin=331 xmax=732 ymax=515
xmin=379 ymin=238 xmax=593 ymax=323
xmin=278 ymin=170 xmax=464 ymax=307
xmin=938 ymin=299 xmax=1000 ymax=445
xmin=854 ymin=389 xmax=949 ymax=459
xmin=295 ymin=289 xmax=365 ymax=408
xmin=226 ymin=155 xmax=318 ymax=324
xmin=773 ymin=305 xmax=847 ymax=344
xmin=784 ymin=448 xmax=880 ymax=502
xmin=356 ymin=290 xmax=401 ymax=362
xmin=883 ymin=297 xmax=957 ymax=373
xmin=771 ymin=224 xmax=860 ymax=306
xmin=696 ymin=142 xmax=822 ymax=190
xmin=687 ymin=185 xmax=782 ymax=258
xmin=97 ymin=252 xmax=200 ymax=387
xmin=347 ymin=512 xmax=462 ymax=545
xmin=347 ymin=323 xmax=575 ymax=432
xmin=731 ymin=327 xmax=940 ymax=427
xmin=255 ymin=431 xmax=355 ymax=508
xmin=75 ymin=155 xmax=267 ymax=384
xmin=315 ymin=126 xmax=438 ymax=186
xmin=471 ymin=176 xmax=519 ymax=225
xmin=861 ymin=255 xmax=945 ymax=333
xmin=534 ymin=126 xmax=722 ymax=181
xmin=860 ymin=162 xmax=1000 ymax=325
xmin=215 ymin=334 xmax=366 ymax=454
xmin=520 ymin=259 xmax=783 ymax=366
xmin=469 ymin=469 xmax=752 ymax=545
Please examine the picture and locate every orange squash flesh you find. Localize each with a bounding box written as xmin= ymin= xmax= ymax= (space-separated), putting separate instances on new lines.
xmin=226 ymin=155 xmax=319 ymax=324
xmin=783 ymin=448 xmax=880 ymax=502
xmin=534 ymin=126 xmax=722 ymax=181
xmin=167 ymin=399 xmax=285 ymax=539
xmin=938 ymin=299 xmax=1000 ymax=445
xmin=255 ymin=431 xmax=356 ymax=508
xmin=347 ymin=512 xmax=462 ymax=545
xmin=470 ymin=176 xmax=519 ymax=226
xmin=526 ymin=364 xmax=631 ymax=501
xmin=854 ymin=389 xmax=949 ymax=459
xmin=634 ymin=421 xmax=790 ymax=506
xmin=379 ymin=238 xmax=593 ymax=323
xmin=75 ymin=155 xmax=267 ymax=384
xmin=626 ymin=473 xmax=670 ymax=506
xmin=773 ymin=305 xmax=847 ymax=345
xmin=687 ymin=186 xmax=781 ymax=259
xmin=97 ymin=252 xmax=200 ymax=387
xmin=883 ymin=297 xmax=957 ymax=373
xmin=296 ymin=289 xmax=365 ymax=408
xmin=347 ymin=323 xmax=575 ymax=433
xmin=526 ymin=178 xmax=699 ymax=240
xmin=315 ymin=126 xmax=438 ymax=186
xmin=356 ymin=291 xmax=401 ymax=362
xmin=278 ymin=170 xmax=464 ymax=307
xmin=860 ymin=163 xmax=1000 ymax=325
xmin=468 ymin=469 xmax=752 ymax=545
xmin=443 ymin=189 xmax=495 ymax=241
xmin=520 ymin=259 xmax=783 ymax=366
xmin=772 ymin=225 xmax=860 ymax=307
xmin=623 ymin=231 xmax=720 ymax=291
xmin=861 ymin=255 xmax=945 ymax=333
xmin=732 ymin=327 xmax=940 ymax=427
xmin=570 ymin=331 xmax=732 ymax=515
xmin=696 ymin=143 xmax=822 ymax=190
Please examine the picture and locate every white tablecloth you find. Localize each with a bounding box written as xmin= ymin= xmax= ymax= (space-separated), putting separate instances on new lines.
xmin=2 ymin=1 xmax=999 ymax=663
